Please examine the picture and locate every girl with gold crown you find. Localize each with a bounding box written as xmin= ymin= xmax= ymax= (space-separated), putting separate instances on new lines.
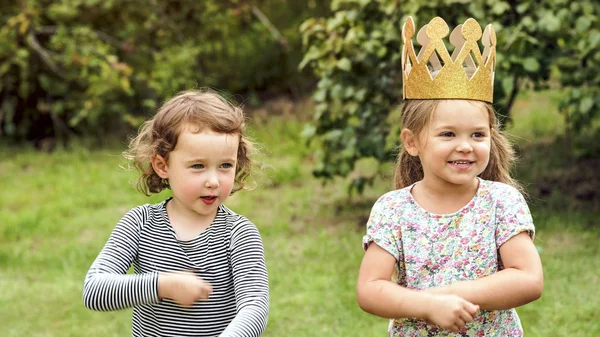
xmin=356 ymin=17 xmax=543 ymax=336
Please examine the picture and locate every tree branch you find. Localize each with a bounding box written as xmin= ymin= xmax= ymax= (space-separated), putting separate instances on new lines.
xmin=34 ymin=26 xmax=123 ymax=47
xmin=251 ymin=5 xmax=289 ymax=51
xmin=26 ymin=32 xmax=66 ymax=79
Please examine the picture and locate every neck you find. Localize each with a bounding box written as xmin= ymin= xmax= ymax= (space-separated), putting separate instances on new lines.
xmin=411 ymin=177 xmax=480 ymax=214
xmin=167 ymin=198 xmax=217 ymax=229
xmin=419 ymin=177 xmax=479 ymax=198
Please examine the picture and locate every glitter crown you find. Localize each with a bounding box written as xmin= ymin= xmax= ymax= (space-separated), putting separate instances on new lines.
xmin=402 ymin=16 xmax=496 ymax=103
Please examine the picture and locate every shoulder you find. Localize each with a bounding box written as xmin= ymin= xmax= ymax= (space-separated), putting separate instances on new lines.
xmin=117 ymin=200 xmax=168 ymax=231
xmin=480 ymin=180 xmax=531 ymax=219
xmin=220 ymin=204 xmax=261 ymax=238
xmin=375 ymin=186 xmax=412 ymax=207
xmin=480 ymin=179 xmax=524 ymax=201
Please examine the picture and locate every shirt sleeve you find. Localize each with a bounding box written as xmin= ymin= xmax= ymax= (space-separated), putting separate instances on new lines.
xmin=220 ymin=217 xmax=269 ymax=337
xmin=495 ymin=186 xmax=535 ymax=250
xmin=362 ymin=194 xmax=402 ymax=261
xmin=83 ymin=206 xmax=160 ymax=311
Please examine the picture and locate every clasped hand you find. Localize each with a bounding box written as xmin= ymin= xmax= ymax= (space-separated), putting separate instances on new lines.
xmin=424 ymin=294 xmax=479 ymax=333
xmin=158 ymin=271 xmax=213 ymax=307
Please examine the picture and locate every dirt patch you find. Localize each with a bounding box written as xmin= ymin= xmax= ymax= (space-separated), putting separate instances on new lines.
xmin=516 ymin=140 xmax=600 ymax=213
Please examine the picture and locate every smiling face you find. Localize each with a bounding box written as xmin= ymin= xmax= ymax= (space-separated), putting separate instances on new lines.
xmin=402 ymin=100 xmax=492 ymax=191
xmin=153 ymin=126 xmax=239 ymax=223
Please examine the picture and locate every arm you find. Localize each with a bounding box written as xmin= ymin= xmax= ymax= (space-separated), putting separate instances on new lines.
xmin=357 ymin=243 xmax=479 ymax=332
xmin=219 ymin=219 xmax=269 ymax=337
xmin=424 ymin=231 xmax=543 ymax=310
xmin=357 ymin=242 xmax=432 ymax=319
xmin=83 ymin=207 xmax=161 ymax=311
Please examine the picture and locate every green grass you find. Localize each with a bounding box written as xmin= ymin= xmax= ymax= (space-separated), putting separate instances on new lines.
xmin=506 ymin=90 xmax=565 ymax=142
xmin=1 ymin=92 xmax=599 ymax=336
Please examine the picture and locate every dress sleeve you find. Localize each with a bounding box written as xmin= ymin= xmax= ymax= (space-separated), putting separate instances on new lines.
xmin=83 ymin=206 xmax=160 ymax=311
xmin=495 ymin=186 xmax=535 ymax=250
xmin=220 ymin=218 xmax=269 ymax=337
xmin=362 ymin=195 xmax=402 ymax=261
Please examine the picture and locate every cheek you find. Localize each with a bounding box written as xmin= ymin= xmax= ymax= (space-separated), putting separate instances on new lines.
xmin=220 ymin=171 xmax=236 ymax=191
xmin=476 ymin=141 xmax=492 ymax=157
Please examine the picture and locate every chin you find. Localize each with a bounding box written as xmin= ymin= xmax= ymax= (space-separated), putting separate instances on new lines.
xmin=446 ymin=176 xmax=478 ymax=186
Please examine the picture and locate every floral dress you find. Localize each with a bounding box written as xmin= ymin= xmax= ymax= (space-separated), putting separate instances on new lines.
xmin=363 ymin=179 xmax=534 ymax=336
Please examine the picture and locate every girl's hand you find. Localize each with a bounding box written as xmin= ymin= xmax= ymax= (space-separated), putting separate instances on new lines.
xmin=425 ymin=294 xmax=479 ymax=332
xmin=158 ymin=271 xmax=213 ymax=306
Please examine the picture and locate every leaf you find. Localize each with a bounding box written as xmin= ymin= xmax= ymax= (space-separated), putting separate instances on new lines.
xmin=120 ymin=77 xmax=131 ymax=92
xmin=516 ymin=2 xmax=530 ymax=14
xmin=491 ymin=2 xmax=510 ymax=15
xmin=301 ymin=124 xmax=316 ymax=139
xmin=523 ymin=58 xmax=540 ymax=72
xmin=299 ymin=45 xmax=327 ymax=70
xmin=19 ymin=19 xmax=30 ymax=35
xmin=579 ymin=97 xmax=594 ymax=114
xmin=575 ymin=16 xmax=592 ymax=33
xmin=336 ymin=57 xmax=352 ymax=71
xmin=299 ymin=18 xmax=315 ymax=32
xmin=539 ymin=13 xmax=561 ymax=33
xmin=502 ymin=76 xmax=514 ymax=94
xmin=313 ymin=88 xmax=327 ymax=102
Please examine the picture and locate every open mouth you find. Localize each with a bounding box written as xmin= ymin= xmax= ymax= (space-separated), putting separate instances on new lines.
xmin=200 ymin=196 xmax=217 ymax=204
xmin=448 ymin=161 xmax=474 ymax=166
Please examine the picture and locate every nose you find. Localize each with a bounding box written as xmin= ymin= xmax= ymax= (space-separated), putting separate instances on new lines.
xmin=205 ymin=171 xmax=219 ymax=188
xmin=456 ymin=137 xmax=473 ymax=153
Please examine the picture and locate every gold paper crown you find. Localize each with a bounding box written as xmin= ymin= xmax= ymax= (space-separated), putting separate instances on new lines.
xmin=402 ymin=16 xmax=496 ymax=103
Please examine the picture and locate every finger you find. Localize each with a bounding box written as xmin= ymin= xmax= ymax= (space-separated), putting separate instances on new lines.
xmin=465 ymin=302 xmax=479 ymax=315
xmin=199 ymin=281 xmax=213 ymax=294
xmin=446 ymin=324 xmax=459 ymax=333
xmin=180 ymin=300 xmax=195 ymax=308
xmin=459 ymin=310 xmax=474 ymax=323
xmin=200 ymin=285 xmax=213 ymax=299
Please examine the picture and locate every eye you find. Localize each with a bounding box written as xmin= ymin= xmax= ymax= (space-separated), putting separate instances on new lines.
xmin=191 ymin=164 xmax=204 ymax=169
xmin=472 ymin=132 xmax=486 ymax=138
xmin=220 ymin=163 xmax=234 ymax=169
xmin=440 ymin=131 xmax=455 ymax=137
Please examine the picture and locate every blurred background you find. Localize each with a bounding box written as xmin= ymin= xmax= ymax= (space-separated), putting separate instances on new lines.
xmin=1 ymin=0 xmax=599 ymax=336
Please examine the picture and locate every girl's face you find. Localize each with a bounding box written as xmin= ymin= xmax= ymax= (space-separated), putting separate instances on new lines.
xmin=404 ymin=100 xmax=492 ymax=189
xmin=156 ymin=127 xmax=238 ymax=222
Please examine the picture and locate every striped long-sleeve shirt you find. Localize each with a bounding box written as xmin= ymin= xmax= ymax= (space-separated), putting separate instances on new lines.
xmin=83 ymin=200 xmax=269 ymax=337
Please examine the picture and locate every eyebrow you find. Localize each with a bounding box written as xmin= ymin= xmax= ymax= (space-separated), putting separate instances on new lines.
xmin=184 ymin=157 xmax=237 ymax=165
xmin=433 ymin=124 xmax=489 ymax=131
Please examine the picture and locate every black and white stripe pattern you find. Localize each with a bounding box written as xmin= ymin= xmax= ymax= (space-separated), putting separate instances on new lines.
xmin=83 ymin=200 xmax=269 ymax=336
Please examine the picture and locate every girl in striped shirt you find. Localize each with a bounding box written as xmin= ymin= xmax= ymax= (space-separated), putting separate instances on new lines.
xmin=84 ymin=89 xmax=269 ymax=337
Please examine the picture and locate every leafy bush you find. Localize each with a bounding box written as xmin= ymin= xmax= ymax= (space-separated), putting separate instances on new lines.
xmin=0 ymin=0 xmax=330 ymax=144
xmin=300 ymin=0 xmax=600 ymax=192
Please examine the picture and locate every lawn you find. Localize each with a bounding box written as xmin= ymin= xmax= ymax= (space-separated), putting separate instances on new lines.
xmin=1 ymin=91 xmax=599 ymax=336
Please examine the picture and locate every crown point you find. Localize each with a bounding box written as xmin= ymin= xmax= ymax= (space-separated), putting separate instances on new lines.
xmin=450 ymin=24 xmax=465 ymax=46
xmin=426 ymin=17 xmax=449 ymax=40
xmin=403 ymin=16 xmax=415 ymax=41
xmin=489 ymin=25 xmax=497 ymax=46
xmin=401 ymin=16 xmax=496 ymax=103
xmin=462 ymin=18 xmax=482 ymax=41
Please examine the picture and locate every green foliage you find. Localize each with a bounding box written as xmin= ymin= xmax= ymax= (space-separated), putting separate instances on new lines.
xmin=1 ymin=113 xmax=600 ymax=336
xmin=0 ymin=0 xmax=330 ymax=143
xmin=300 ymin=0 xmax=600 ymax=192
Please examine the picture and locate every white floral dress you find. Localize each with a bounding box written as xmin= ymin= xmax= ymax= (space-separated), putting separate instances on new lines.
xmin=363 ymin=179 xmax=534 ymax=336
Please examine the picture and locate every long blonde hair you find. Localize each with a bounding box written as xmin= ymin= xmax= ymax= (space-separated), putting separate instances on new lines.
xmin=124 ymin=89 xmax=257 ymax=196
xmin=394 ymin=99 xmax=522 ymax=191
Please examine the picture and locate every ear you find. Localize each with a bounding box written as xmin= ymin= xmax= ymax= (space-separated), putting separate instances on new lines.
xmin=151 ymin=155 xmax=169 ymax=179
xmin=400 ymin=128 xmax=420 ymax=156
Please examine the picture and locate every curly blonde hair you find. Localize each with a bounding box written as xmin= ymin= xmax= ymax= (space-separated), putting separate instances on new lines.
xmin=124 ymin=89 xmax=256 ymax=196
xmin=394 ymin=99 xmax=522 ymax=192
